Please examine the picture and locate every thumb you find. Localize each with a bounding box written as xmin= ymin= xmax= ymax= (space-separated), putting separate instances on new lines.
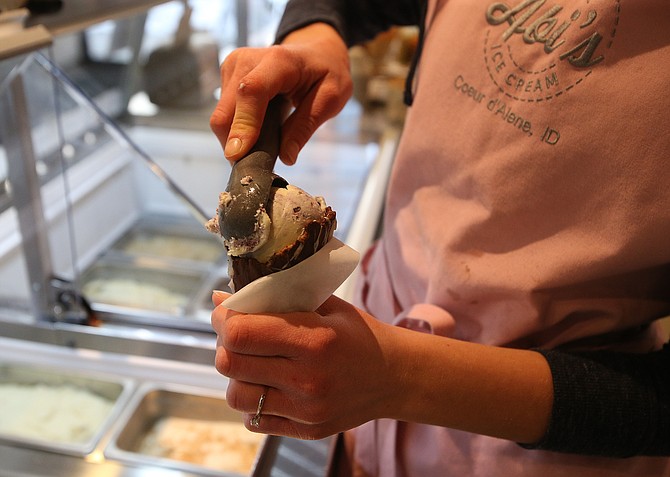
xmin=212 ymin=290 xmax=232 ymax=306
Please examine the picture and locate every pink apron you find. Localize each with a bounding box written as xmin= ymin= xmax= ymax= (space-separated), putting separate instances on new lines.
xmin=350 ymin=0 xmax=670 ymax=475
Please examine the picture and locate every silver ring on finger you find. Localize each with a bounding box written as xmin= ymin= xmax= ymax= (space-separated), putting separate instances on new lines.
xmin=251 ymin=387 xmax=268 ymax=428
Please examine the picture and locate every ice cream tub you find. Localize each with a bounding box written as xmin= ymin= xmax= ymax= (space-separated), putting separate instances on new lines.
xmin=80 ymin=260 xmax=206 ymax=316
xmin=105 ymin=383 xmax=267 ymax=476
xmin=0 ymin=362 xmax=134 ymax=456
xmin=110 ymin=217 xmax=226 ymax=267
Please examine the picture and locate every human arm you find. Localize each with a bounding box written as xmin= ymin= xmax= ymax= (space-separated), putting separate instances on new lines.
xmin=211 ymin=292 xmax=553 ymax=444
xmin=211 ymin=292 xmax=670 ymax=456
xmin=209 ymin=0 xmax=423 ymax=164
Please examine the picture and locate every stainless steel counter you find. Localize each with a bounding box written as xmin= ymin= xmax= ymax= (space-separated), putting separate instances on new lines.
xmin=0 ymin=337 xmax=335 ymax=477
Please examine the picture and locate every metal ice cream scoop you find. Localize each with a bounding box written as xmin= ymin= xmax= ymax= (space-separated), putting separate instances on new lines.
xmin=218 ymin=97 xmax=287 ymax=242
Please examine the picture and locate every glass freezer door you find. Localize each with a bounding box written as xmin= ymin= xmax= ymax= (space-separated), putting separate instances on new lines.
xmin=0 ymin=50 xmax=226 ymax=332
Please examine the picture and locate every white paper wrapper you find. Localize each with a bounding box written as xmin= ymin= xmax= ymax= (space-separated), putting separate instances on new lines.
xmin=223 ymin=238 xmax=359 ymax=313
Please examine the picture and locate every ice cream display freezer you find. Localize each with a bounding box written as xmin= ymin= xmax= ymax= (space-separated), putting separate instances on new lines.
xmin=0 ymin=46 xmax=392 ymax=350
xmin=0 ymin=3 xmax=399 ymax=475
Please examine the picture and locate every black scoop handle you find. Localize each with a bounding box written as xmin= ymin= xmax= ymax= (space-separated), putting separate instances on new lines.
xmin=219 ymin=97 xmax=285 ymax=241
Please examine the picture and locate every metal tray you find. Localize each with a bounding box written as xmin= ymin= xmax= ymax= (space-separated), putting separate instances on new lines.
xmin=80 ymin=260 xmax=206 ymax=316
xmin=0 ymin=361 xmax=134 ymax=456
xmin=105 ymin=383 xmax=268 ymax=476
xmin=110 ymin=215 xmax=226 ymax=267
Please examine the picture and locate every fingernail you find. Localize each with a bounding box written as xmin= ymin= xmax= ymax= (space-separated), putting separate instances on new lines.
xmin=212 ymin=290 xmax=228 ymax=300
xmin=225 ymin=137 xmax=242 ymax=157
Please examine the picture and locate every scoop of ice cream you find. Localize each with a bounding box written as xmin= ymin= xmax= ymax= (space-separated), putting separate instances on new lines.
xmin=249 ymin=184 xmax=329 ymax=263
xmin=206 ymin=184 xmax=329 ymax=259
xmin=206 ymin=183 xmax=337 ymax=290
xmin=205 ymin=191 xmax=271 ymax=256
